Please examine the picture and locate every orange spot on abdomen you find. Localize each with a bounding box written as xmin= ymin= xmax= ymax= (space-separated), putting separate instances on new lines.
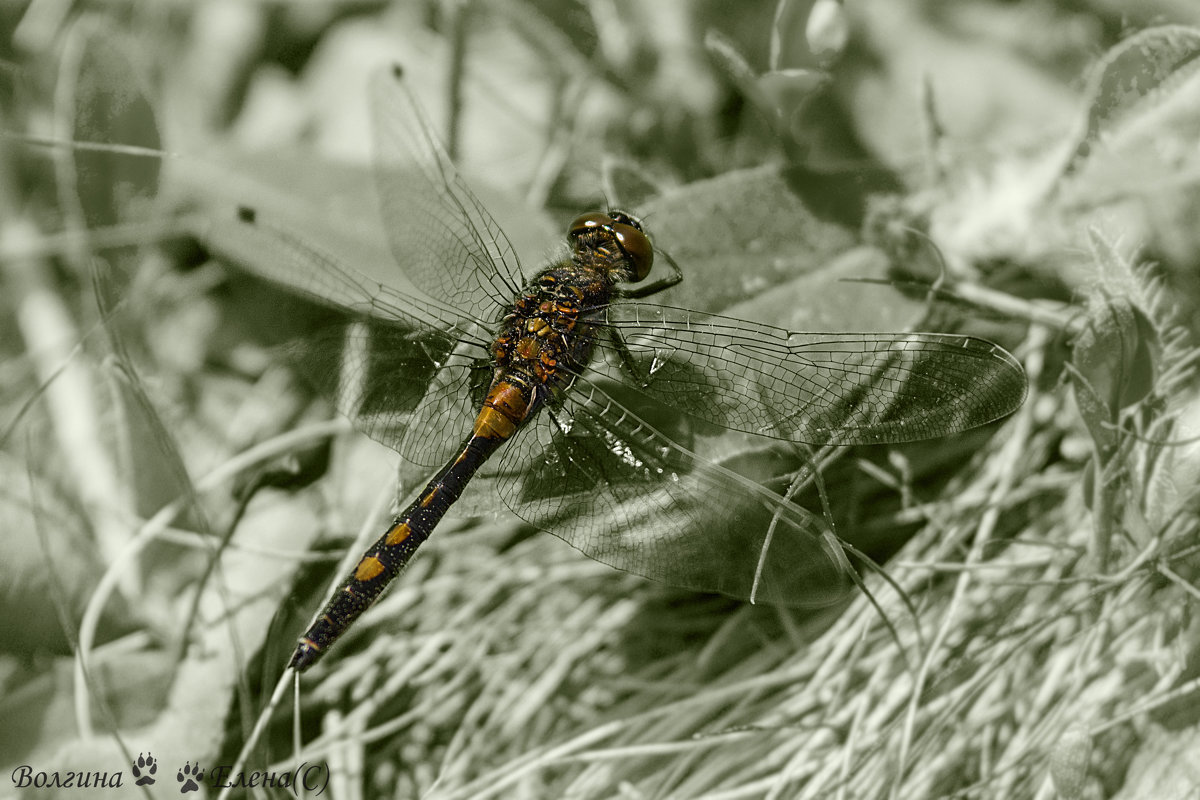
xmin=354 ymin=555 xmax=385 ymax=582
xmin=385 ymin=521 xmax=412 ymax=545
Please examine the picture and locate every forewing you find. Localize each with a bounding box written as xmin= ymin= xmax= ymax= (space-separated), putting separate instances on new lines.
xmin=220 ymin=206 xmax=490 ymax=468
xmin=599 ymin=303 xmax=1028 ymax=446
xmin=370 ymin=65 xmax=526 ymax=323
xmin=482 ymin=378 xmax=854 ymax=607
xmin=288 ymin=321 xmax=489 ymax=470
xmin=216 ymin=203 xmax=477 ymax=337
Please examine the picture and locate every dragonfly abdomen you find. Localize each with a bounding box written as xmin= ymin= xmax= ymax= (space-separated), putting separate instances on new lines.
xmin=290 ymin=379 xmax=540 ymax=672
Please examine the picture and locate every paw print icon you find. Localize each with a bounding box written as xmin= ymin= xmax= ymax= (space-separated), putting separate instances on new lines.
xmin=177 ymin=761 xmax=204 ymax=794
xmin=131 ymin=752 xmax=157 ymax=786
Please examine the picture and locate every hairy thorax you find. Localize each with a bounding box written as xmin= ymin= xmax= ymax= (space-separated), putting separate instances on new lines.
xmin=493 ymin=263 xmax=613 ymax=394
xmin=469 ymin=261 xmax=614 ymax=441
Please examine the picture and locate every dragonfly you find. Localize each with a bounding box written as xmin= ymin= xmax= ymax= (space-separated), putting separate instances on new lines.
xmin=230 ymin=65 xmax=1026 ymax=672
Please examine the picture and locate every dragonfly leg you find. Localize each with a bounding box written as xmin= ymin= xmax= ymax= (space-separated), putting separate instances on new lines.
xmin=607 ymin=326 xmax=656 ymax=390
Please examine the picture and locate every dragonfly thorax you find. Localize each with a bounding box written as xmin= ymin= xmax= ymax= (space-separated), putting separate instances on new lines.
xmin=492 ymin=264 xmax=609 ymax=394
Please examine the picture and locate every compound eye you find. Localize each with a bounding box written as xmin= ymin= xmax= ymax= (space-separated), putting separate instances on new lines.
xmin=607 ymin=210 xmax=643 ymax=231
xmin=612 ymin=223 xmax=654 ymax=281
xmin=568 ymin=212 xmax=613 ymax=239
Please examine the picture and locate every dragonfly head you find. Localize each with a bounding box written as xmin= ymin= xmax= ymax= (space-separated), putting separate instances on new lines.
xmin=568 ymin=210 xmax=654 ymax=283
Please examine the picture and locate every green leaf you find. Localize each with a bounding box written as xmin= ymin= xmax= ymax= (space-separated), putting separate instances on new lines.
xmin=1070 ymin=294 xmax=1158 ymax=458
xmin=640 ymin=165 xmax=869 ymax=317
xmin=1061 ymin=25 xmax=1200 ymax=179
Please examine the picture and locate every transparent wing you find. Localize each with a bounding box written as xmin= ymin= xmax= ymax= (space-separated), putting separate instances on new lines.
xmin=218 ymin=204 xmax=479 ymax=339
xmin=480 ymin=377 xmax=854 ymax=607
xmin=286 ymin=319 xmax=489 ymax=470
xmin=370 ymin=64 xmax=526 ymax=323
xmin=223 ymin=207 xmax=492 ymax=469
xmin=596 ymin=303 xmax=1028 ymax=446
